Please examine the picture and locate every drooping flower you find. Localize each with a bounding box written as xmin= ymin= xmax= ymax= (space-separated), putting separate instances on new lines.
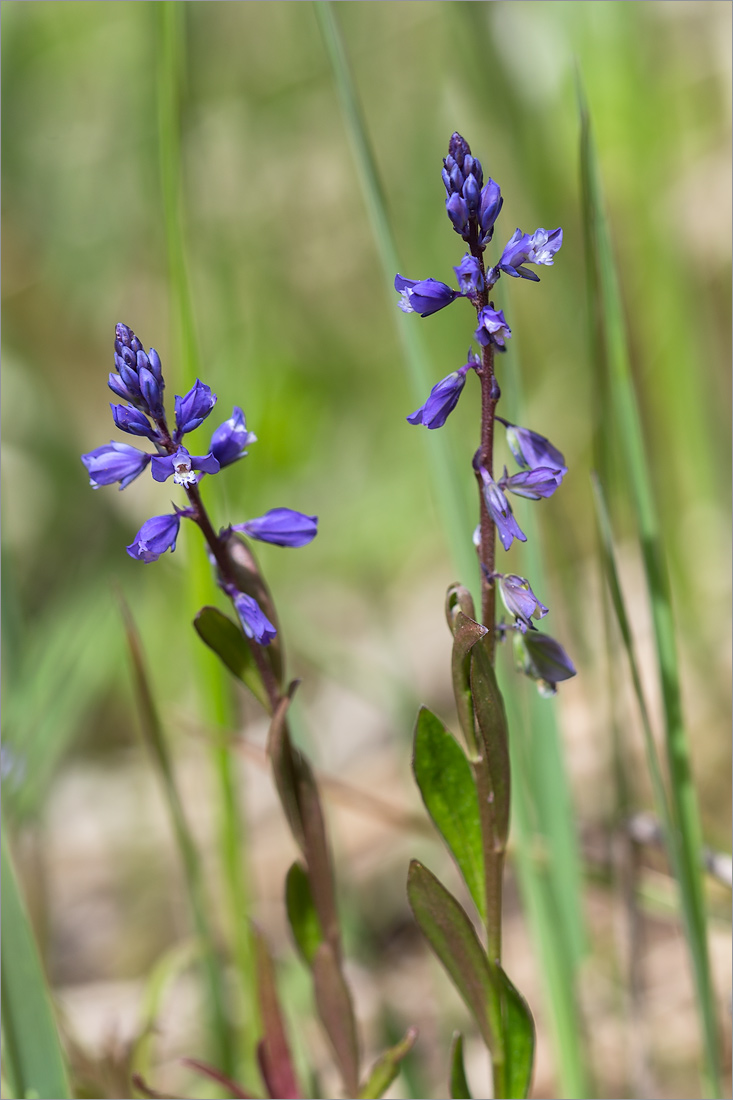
xmin=499 ymin=419 xmax=567 ymax=476
xmin=81 ymin=441 xmax=151 ymax=490
xmin=500 ymin=466 xmax=564 ymax=500
xmin=126 ymin=512 xmax=181 ymax=563
xmin=231 ymin=508 xmax=318 ymax=548
xmin=475 ymin=462 xmax=527 ymax=551
xmin=232 ymin=591 xmax=277 ymax=646
xmin=174 ymin=379 xmax=217 ymax=438
xmin=151 ymin=446 xmax=220 ymax=487
xmin=210 ymin=406 xmax=257 ymax=468
xmin=512 ymin=630 xmax=576 ymax=696
xmin=498 ymin=227 xmax=563 ymax=281
xmin=453 ymin=255 xmax=484 ymax=296
xmin=474 ymin=306 xmax=512 ymax=349
xmin=407 ymin=351 xmax=480 ymax=429
xmin=394 ymin=275 xmax=458 ymax=317
xmin=496 ymin=573 xmax=548 ymax=632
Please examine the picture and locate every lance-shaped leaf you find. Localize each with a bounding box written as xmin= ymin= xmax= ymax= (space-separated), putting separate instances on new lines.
xmin=449 ymin=1032 xmax=472 ymax=1100
xmin=406 ymin=860 xmax=496 ymax=1051
xmin=499 ymin=970 xmax=535 ymax=1100
xmin=222 ymin=531 xmax=284 ymax=686
xmin=194 ymin=606 xmax=270 ymax=711
xmin=286 ymin=861 xmax=323 ymax=966
xmin=312 ymin=942 xmax=360 ymax=1098
xmin=412 ymin=707 xmax=485 ymax=922
xmin=470 ymin=633 xmax=511 ymax=851
xmin=358 ymin=1026 xmax=418 ymax=1099
xmin=267 ymin=687 xmax=340 ymax=955
xmin=253 ymin=927 xmax=301 ymax=1099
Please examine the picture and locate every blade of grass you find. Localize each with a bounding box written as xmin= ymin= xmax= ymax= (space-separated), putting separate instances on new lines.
xmin=154 ymin=2 xmax=256 ymax=1080
xmin=120 ymin=595 xmax=233 ymax=1079
xmin=1 ymin=830 xmax=72 ymax=1099
xmin=579 ymin=83 xmax=720 ymax=1097
xmin=313 ymin=0 xmax=476 ymax=594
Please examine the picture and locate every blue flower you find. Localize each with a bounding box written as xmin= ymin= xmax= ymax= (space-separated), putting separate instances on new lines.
xmin=500 ymin=466 xmax=563 ymax=500
xmin=474 ymin=306 xmax=512 ymax=349
xmin=210 ymin=406 xmax=257 ymax=468
xmin=443 ymin=132 xmax=495 ymax=243
xmin=479 ymin=179 xmax=503 ymax=243
xmin=109 ymin=324 xmax=167 ymax=419
xmin=126 ymin=512 xmax=181 ymax=563
xmin=231 ymin=508 xmax=318 ymax=548
xmin=81 ymin=441 xmax=151 ymax=490
xmin=475 ymin=462 xmax=527 ymax=551
xmin=174 ymin=379 xmax=217 ymax=437
xmin=407 ymin=352 xmax=479 ymax=429
xmin=151 ymin=446 xmax=220 ymax=486
xmin=394 ymin=275 xmax=458 ymax=317
xmin=500 ymin=419 xmax=567 ymax=476
xmin=110 ymin=403 xmax=158 ymax=441
xmin=233 ymin=591 xmax=277 ymax=646
xmin=512 ymin=630 xmax=576 ymax=696
xmin=496 ymin=573 xmax=548 ymax=632
xmin=453 ymin=255 xmax=484 ymax=296
xmin=498 ymin=227 xmax=563 ymax=281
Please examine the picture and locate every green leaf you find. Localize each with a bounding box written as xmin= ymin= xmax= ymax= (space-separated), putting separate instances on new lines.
xmin=285 ymin=861 xmax=323 ymax=967
xmin=406 ymin=860 xmax=495 ymax=1052
xmin=470 ymin=633 xmax=510 ymax=850
xmin=193 ymin=605 xmax=270 ymax=711
xmin=412 ymin=707 xmax=485 ymax=923
xmin=1 ymin=832 xmax=72 ymax=1099
xmin=499 ymin=970 xmax=535 ymax=1100
xmin=449 ymin=1033 xmax=472 ymax=1100
xmin=358 ymin=1026 xmax=418 ymax=1099
xmin=312 ymin=942 xmax=360 ymax=1098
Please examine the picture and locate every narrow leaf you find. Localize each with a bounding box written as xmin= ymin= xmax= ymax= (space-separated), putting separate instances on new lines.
xmin=499 ymin=970 xmax=535 ymax=1100
xmin=470 ymin=634 xmax=510 ymax=850
xmin=285 ymin=861 xmax=323 ymax=966
xmin=181 ymin=1059 xmax=255 ymax=1099
xmin=449 ymin=1032 xmax=472 ymax=1100
xmin=406 ymin=860 xmax=495 ymax=1052
xmin=412 ymin=707 xmax=485 ymax=922
xmin=1 ymin=833 xmax=72 ymax=1099
xmin=253 ymin=927 xmax=301 ymax=1099
xmin=358 ymin=1026 xmax=418 ymax=1100
xmin=194 ymin=606 xmax=270 ymax=711
xmin=312 ymin=942 xmax=360 ymax=1098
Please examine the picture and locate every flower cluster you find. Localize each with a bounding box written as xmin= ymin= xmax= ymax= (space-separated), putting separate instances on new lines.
xmin=82 ymin=323 xmax=317 ymax=644
xmin=395 ymin=133 xmax=575 ymax=694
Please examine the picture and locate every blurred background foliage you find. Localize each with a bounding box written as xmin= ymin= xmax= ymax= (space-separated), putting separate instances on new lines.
xmin=2 ymin=2 xmax=730 ymax=1098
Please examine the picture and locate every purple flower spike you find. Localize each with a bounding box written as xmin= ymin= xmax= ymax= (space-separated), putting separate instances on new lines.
xmin=126 ymin=512 xmax=181 ymax=563
xmin=500 ymin=466 xmax=563 ymax=500
xmin=501 ymin=420 xmax=567 ymax=476
xmin=453 ymin=255 xmax=484 ymax=296
xmin=210 ymin=406 xmax=257 ymax=468
xmin=151 ymin=446 xmax=220 ymax=486
xmin=479 ymin=179 xmax=503 ymax=242
xmin=110 ymin=403 xmax=158 ymax=441
xmin=81 ymin=441 xmax=151 ymax=490
xmin=394 ymin=275 xmax=458 ymax=317
xmin=496 ymin=573 xmax=548 ymax=633
xmin=232 ymin=508 xmax=318 ymax=548
xmin=475 ymin=306 xmax=512 ymax=349
xmin=476 ymin=463 xmax=526 ymax=551
xmin=407 ymin=361 xmax=474 ymax=429
xmin=499 ymin=227 xmax=563 ymax=281
xmin=513 ymin=630 xmax=576 ymax=696
xmin=175 ymin=379 xmax=217 ymax=437
xmin=233 ymin=592 xmax=277 ymax=646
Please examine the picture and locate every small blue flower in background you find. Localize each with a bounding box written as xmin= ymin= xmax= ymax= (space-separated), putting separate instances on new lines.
xmin=499 ymin=419 xmax=567 ymax=476
xmin=474 ymin=306 xmax=512 ymax=349
xmin=475 ymin=462 xmax=527 ymax=551
xmin=498 ymin=227 xmax=563 ymax=281
xmin=496 ymin=573 xmax=548 ymax=632
xmin=126 ymin=512 xmax=181 ymax=563
xmin=151 ymin=446 xmax=220 ymax=486
xmin=210 ymin=406 xmax=257 ymax=467
xmin=82 ymin=441 xmax=151 ymax=490
xmin=500 ymin=466 xmax=564 ymax=500
xmin=394 ymin=275 xmax=458 ymax=317
xmin=231 ymin=508 xmax=318 ymax=548
xmin=454 ymin=255 xmax=484 ymax=296
xmin=407 ymin=350 xmax=480 ymax=429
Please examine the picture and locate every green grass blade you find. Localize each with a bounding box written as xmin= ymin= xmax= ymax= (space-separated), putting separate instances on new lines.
xmin=1 ymin=831 xmax=72 ymax=1099
xmin=313 ymin=0 xmax=476 ymax=593
xmin=579 ymin=84 xmax=721 ymax=1096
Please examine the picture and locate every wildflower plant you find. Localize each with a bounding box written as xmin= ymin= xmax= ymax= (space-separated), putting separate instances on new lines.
xmin=397 ymin=133 xmax=576 ymax=1098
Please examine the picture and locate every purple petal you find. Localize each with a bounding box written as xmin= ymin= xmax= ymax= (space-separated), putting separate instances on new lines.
xmin=232 ymin=508 xmax=318 ymax=548
xmin=126 ymin=512 xmax=181 ymax=563
xmin=502 ymin=466 xmax=563 ymax=500
xmin=174 ymin=379 xmax=217 ymax=436
xmin=81 ymin=442 xmax=151 ymax=490
xmin=406 ymin=368 xmax=468 ymax=429
xmin=210 ymin=406 xmax=257 ymax=468
xmin=233 ymin=592 xmax=277 ymax=645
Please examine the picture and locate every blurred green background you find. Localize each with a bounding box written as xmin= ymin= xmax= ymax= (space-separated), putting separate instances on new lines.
xmin=2 ymin=3 xmax=730 ymax=1098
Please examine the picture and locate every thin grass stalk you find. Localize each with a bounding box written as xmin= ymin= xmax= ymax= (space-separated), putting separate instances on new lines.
xmin=579 ymin=86 xmax=721 ymax=1096
xmin=154 ymin=2 xmax=256 ymax=1079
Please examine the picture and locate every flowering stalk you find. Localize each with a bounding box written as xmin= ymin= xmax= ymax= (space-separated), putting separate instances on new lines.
xmin=399 ymin=134 xmax=574 ymax=1098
